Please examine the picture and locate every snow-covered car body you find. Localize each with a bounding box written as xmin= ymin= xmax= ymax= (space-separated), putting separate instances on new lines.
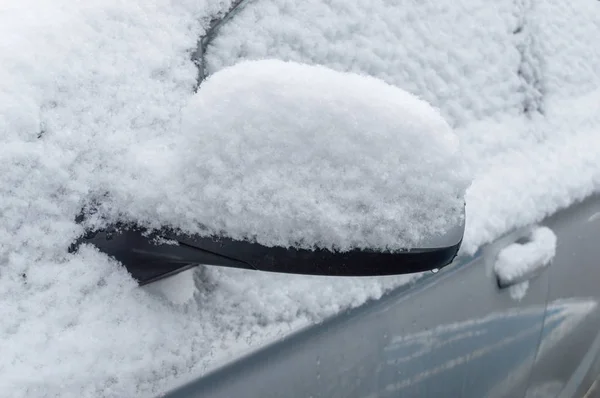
xmin=160 ymin=0 xmax=600 ymax=397
xmin=3 ymin=0 xmax=600 ymax=397
xmin=164 ymin=194 xmax=600 ymax=397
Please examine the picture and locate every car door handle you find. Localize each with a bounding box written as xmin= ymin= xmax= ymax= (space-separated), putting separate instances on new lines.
xmin=494 ymin=226 xmax=557 ymax=289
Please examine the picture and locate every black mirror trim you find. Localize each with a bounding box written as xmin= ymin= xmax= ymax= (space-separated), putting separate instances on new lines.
xmin=74 ymin=226 xmax=461 ymax=285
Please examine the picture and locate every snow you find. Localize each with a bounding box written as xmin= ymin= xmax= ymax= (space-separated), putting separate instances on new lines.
xmin=1 ymin=0 xmax=600 ymax=397
xmin=462 ymin=89 xmax=600 ymax=255
xmin=179 ymin=59 xmax=468 ymax=250
xmin=532 ymin=0 xmax=600 ymax=99
xmin=205 ymin=0 xmax=526 ymax=127
xmin=494 ymin=226 xmax=557 ymax=300
xmin=144 ymin=267 xmax=197 ymax=305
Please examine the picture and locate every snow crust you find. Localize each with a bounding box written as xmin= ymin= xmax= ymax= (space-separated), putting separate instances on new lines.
xmin=2 ymin=0 xmax=600 ymax=396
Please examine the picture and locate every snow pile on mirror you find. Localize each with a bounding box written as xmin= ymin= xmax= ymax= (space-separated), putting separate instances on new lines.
xmin=179 ymin=59 xmax=468 ymax=250
xmin=205 ymin=0 xmax=600 ymax=257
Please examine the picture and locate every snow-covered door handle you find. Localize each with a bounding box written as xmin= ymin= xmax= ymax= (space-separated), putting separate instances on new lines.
xmin=494 ymin=226 xmax=557 ymax=289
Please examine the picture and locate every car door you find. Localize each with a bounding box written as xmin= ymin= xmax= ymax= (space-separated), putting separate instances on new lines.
xmin=526 ymin=194 xmax=600 ymax=398
xmin=162 ymin=226 xmax=550 ymax=398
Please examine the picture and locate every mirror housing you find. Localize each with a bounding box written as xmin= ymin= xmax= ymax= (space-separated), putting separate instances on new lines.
xmin=76 ymin=60 xmax=469 ymax=285
xmin=77 ymin=206 xmax=464 ymax=285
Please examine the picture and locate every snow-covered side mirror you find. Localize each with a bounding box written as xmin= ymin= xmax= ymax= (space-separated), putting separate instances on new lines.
xmin=79 ymin=60 xmax=469 ymax=285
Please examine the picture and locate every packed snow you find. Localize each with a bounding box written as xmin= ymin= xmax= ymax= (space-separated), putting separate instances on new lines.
xmin=1 ymin=0 xmax=600 ymax=397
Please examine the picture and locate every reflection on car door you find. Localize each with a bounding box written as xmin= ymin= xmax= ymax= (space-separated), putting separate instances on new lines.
xmin=163 ymin=232 xmax=550 ymax=397
xmin=526 ymin=195 xmax=600 ymax=398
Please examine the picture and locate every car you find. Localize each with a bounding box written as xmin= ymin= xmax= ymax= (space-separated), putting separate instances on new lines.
xmin=111 ymin=1 xmax=599 ymax=397
xmin=4 ymin=0 xmax=600 ymax=397
xmin=158 ymin=195 xmax=600 ymax=398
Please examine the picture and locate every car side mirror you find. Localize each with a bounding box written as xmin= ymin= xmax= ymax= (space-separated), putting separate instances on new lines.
xmin=79 ymin=214 xmax=464 ymax=285
xmin=77 ymin=60 xmax=469 ymax=285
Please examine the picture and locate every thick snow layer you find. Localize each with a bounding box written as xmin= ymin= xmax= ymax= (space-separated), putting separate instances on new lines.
xmin=531 ymin=0 xmax=600 ymax=99
xmin=179 ymin=59 xmax=468 ymax=250
xmin=2 ymin=0 xmax=600 ymax=396
xmin=461 ymin=89 xmax=600 ymax=255
xmin=205 ymin=0 xmax=526 ymax=127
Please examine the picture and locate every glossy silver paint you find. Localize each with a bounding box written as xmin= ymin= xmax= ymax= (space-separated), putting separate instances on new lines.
xmin=527 ymin=196 xmax=600 ymax=398
xmin=161 ymin=196 xmax=600 ymax=397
